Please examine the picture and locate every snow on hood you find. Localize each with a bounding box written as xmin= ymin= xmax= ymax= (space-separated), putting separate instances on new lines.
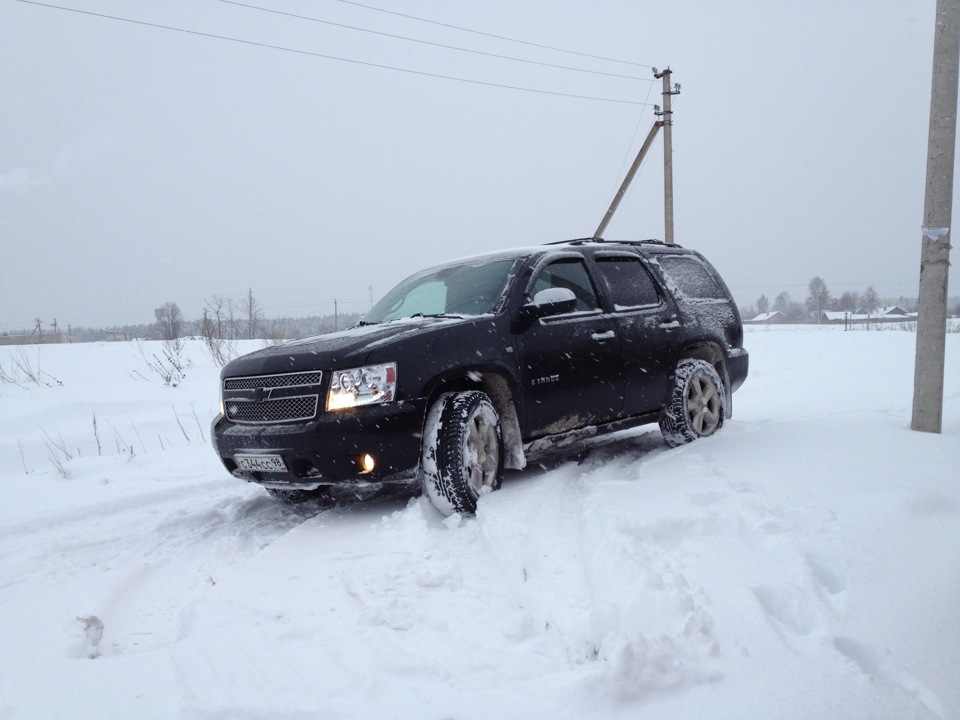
xmin=222 ymin=315 xmax=469 ymax=376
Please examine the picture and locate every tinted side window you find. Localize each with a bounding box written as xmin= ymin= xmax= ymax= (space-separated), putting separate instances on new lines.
xmin=532 ymin=259 xmax=599 ymax=311
xmin=657 ymin=255 xmax=727 ymax=300
xmin=595 ymin=256 xmax=661 ymax=308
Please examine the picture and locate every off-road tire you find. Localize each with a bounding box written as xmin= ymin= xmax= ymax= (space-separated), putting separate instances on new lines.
xmin=421 ymin=391 xmax=503 ymax=516
xmin=659 ymin=358 xmax=726 ymax=448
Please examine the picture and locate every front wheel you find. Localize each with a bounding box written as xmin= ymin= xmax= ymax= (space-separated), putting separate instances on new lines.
xmin=421 ymin=391 xmax=503 ymax=516
xmin=659 ymin=358 xmax=726 ymax=448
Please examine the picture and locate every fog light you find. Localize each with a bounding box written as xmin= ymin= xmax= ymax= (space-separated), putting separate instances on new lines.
xmin=360 ymin=453 xmax=376 ymax=473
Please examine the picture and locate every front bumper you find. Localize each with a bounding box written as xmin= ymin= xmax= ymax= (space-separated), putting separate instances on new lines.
xmin=211 ymin=399 xmax=427 ymax=490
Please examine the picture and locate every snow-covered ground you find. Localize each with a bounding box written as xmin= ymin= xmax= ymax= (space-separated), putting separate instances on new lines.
xmin=0 ymin=327 xmax=957 ymax=720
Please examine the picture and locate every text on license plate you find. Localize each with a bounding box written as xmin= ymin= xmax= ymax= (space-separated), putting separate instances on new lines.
xmin=234 ymin=453 xmax=288 ymax=473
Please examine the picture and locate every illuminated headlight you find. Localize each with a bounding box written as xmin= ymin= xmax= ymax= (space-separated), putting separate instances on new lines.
xmin=327 ymin=363 xmax=397 ymax=411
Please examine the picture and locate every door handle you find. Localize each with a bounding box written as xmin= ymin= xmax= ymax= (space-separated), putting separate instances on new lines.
xmin=591 ymin=330 xmax=616 ymax=342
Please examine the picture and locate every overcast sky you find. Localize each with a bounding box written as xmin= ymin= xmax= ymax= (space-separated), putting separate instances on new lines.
xmin=0 ymin=0 xmax=948 ymax=330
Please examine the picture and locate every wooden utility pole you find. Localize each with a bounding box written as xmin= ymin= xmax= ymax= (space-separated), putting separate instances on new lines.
xmin=912 ymin=0 xmax=959 ymax=434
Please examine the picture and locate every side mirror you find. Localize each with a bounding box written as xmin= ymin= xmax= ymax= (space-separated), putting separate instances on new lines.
xmin=515 ymin=287 xmax=577 ymax=328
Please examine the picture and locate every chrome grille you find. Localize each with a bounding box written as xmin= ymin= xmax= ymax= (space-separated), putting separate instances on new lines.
xmin=225 ymin=395 xmax=319 ymax=424
xmin=224 ymin=371 xmax=323 ymax=390
xmin=222 ymin=370 xmax=323 ymax=424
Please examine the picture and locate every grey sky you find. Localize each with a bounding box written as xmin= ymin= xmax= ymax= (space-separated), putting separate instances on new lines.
xmin=0 ymin=0 xmax=945 ymax=330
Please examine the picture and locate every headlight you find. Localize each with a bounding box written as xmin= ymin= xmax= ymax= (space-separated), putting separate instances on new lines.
xmin=327 ymin=363 xmax=397 ymax=411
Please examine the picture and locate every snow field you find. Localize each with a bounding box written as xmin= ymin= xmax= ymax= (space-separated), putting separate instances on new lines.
xmin=0 ymin=329 xmax=957 ymax=719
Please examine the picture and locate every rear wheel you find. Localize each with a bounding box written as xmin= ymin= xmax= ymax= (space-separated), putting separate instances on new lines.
xmin=659 ymin=358 xmax=726 ymax=447
xmin=421 ymin=391 xmax=503 ymax=516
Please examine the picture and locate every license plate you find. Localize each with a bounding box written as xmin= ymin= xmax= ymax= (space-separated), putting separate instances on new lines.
xmin=235 ymin=453 xmax=288 ymax=473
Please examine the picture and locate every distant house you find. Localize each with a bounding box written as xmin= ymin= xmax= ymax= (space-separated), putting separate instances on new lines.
xmin=819 ymin=307 xmax=917 ymax=325
xmin=876 ymin=306 xmax=912 ymax=318
xmin=745 ymin=311 xmax=787 ymax=325
xmin=105 ymin=331 xmax=132 ymax=342
xmin=821 ymin=311 xmax=849 ymax=324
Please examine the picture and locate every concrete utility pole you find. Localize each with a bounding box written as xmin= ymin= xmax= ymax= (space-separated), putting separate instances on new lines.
xmin=595 ymin=120 xmax=661 ymax=238
xmin=594 ymin=67 xmax=679 ymax=241
xmin=656 ymin=68 xmax=681 ymax=246
xmin=912 ymin=0 xmax=960 ymax=434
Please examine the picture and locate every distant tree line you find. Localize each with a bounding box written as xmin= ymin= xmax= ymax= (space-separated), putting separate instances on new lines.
xmin=9 ymin=290 xmax=363 ymax=343
xmin=738 ymin=277 xmax=956 ymax=323
xmin=13 ymin=284 xmax=959 ymax=342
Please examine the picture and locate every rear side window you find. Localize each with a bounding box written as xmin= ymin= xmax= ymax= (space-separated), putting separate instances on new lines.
xmin=595 ymin=256 xmax=660 ymax=309
xmin=657 ymin=255 xmax=727 ymax=300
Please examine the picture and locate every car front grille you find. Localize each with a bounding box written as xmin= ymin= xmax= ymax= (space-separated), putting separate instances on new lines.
xmin=224 ymin=395 xmax=319 ymax=424
xmin=224 ymin=371 xmax=323 ymax=391
xmin=222 ymin=370 xmax=323 ymax=425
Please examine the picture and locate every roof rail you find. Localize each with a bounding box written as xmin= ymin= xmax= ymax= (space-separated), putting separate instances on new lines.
xmin=544 ymin=236 xmax=603 ymax=246
xmin=545 ymin=237 xmax=675 ymax=247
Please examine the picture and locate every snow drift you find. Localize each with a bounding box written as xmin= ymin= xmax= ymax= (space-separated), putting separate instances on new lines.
xmin=0 ymin=326 xmax=957 ymax=719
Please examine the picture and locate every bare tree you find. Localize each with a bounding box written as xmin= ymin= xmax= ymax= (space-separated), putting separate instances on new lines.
xmin=774 ymin=291 xmax=791 ymax=314
xmin=861 ymin=286 xmax=880 ymax=314
xmin=805 ymin=277 xmax=832 ymax=321
xmin=201 ymin=308 xmax=238 ymax=367
xmin=154 ymin=302 xmax=183 ymax=341
xmin=241 ymin=288 xmax=264 ymax=340
xmin=226 ymin=298 xmax=240 ymax=340
xmin=838 ymin=291 xmax=860 ymax=313
xmin=201 ymin=296 xmax=242 ymax=366
xmin=756 ymin=294 xmax=770 ymax=315
xmin=205 ymin=295 xmax=230 ymax=340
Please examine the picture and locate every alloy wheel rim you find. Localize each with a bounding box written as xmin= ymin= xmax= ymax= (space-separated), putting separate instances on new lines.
xmin=687 ymin=375 xmax=720 ymax=436
xmin=466 ymin=411 xmax=499 ymax=494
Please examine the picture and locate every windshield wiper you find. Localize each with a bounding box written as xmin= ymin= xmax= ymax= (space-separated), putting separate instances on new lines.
xmin=409 ymin=312 xmax=465 ymax=320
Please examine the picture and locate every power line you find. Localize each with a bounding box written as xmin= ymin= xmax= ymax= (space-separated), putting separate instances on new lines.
xmin=220 ymin=0 xmax=649 ymax=82
xmin=18 ymin=0 xmax=649 ymax=106
xmin=269 ymin=300 xmax=370 ymax=311
xmin=332 ymin=0 xmax=653 ymax=69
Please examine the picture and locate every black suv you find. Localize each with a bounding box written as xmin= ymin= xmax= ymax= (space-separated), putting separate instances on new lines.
xmin=211 ymin=238 xmax=748 ymax=516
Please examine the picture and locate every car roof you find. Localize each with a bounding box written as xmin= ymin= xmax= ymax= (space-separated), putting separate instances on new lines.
xmin=542 ymin=237 xmax=702 ymax=258
xmin=417 ymin=238 xmax=697 ymax=275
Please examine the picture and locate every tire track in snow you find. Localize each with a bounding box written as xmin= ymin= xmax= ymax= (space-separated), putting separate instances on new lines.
xmin=133 ymin=429 xmax=949 ymax=719
xmin=168 ymin=445 xmax=728 ymax=715
xmin=481 ymin=454 xmax=724 ymax=703
xmin=0 ymin=478 xmax=329 ymax=660
xmin=637 ymin=440 xmax=947 ymax=719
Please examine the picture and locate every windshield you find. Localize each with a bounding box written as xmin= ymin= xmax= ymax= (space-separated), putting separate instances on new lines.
xmin=365 ymin=258 xmax=519 ymax=323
